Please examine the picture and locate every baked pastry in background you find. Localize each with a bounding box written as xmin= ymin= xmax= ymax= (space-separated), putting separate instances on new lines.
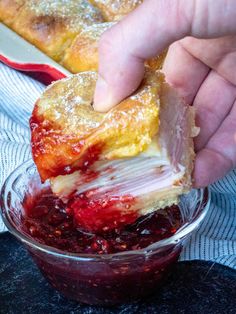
xmin=11 ymin=0 xmax=104 ymax=61
xmin=30 ymin=70 xmax=198 ymax=232
xmin=0 ymin=0 xmax=25 ymax=27
xmin=63 ymin=21 xmax=167 ymax=73
xmin=89 ymin=0 xmax=142 ymax=21
xmin=62 ymin=22 xmax=115 ymax=73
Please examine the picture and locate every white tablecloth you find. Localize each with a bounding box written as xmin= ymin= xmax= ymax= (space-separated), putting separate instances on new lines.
xmin=0 ymin=62 xmax=235 ymax=269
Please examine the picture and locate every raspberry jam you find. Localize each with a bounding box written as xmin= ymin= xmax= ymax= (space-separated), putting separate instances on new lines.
xmin=18 ymin=188 xmax=183 ymax=305
xmin=67 ymin=191 xmax=138 ymax=234
xmin=21 ymin=189 xmax=182 ymax=255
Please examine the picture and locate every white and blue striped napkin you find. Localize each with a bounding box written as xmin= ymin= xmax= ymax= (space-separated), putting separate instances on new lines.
xmin=0 ymin=62 xmax=235 ymax=269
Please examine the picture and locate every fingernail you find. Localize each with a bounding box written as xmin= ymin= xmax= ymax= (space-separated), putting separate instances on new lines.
xmin=93 ymin=76 xmax=114 ymax=112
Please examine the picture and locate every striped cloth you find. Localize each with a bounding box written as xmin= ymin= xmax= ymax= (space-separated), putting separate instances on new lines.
xmin=0 ymin=62 xmax=236 ymax=269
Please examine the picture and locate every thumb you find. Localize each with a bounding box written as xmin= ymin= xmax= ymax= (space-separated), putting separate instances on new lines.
xmin=93 ymin=0 xmax=236 ymax=112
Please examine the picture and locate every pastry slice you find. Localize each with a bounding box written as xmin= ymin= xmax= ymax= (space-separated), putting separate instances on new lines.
xmin=30 ymin=70 xmax=198 ymax=232
xmin=89 ymin=0 xmax=142 ymax=21
xmin=12 ymin=0 xmax=103 ymax=61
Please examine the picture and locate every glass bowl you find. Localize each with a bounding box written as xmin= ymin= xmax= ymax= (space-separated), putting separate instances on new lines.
xmin=0 ymin=160 xmax=210 ymax=305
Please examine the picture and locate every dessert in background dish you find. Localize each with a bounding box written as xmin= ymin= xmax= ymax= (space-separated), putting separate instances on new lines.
xmin=0 ymin=0 xmax=166 ymax=73
xmin=8 ymin=0 xmax=104 ymax=61
xmin=0 ymin=0 xmax=144 ymax=70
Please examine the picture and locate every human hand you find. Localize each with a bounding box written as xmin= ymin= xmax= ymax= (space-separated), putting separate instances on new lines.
xmin=93 ymin=0 xmax=236 ymax=187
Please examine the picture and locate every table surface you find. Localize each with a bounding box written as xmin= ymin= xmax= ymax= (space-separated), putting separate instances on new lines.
xmin=0 ymin=232 xmax=236 ymax=314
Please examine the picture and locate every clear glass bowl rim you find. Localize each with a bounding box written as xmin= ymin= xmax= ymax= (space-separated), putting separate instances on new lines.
xmin=1 ymin=159 xmax=211 ymax=261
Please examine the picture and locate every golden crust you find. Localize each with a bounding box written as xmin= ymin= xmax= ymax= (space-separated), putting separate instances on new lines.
xmin=31 ymin=71 xmax=162 ymax=181
xmin=0 ymin=0 xmax=25 ymax=26
xmin=12 ymin=0 xmax=103 ymax=61
xmin=89 ymin=0 xmax=142 ymax=21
